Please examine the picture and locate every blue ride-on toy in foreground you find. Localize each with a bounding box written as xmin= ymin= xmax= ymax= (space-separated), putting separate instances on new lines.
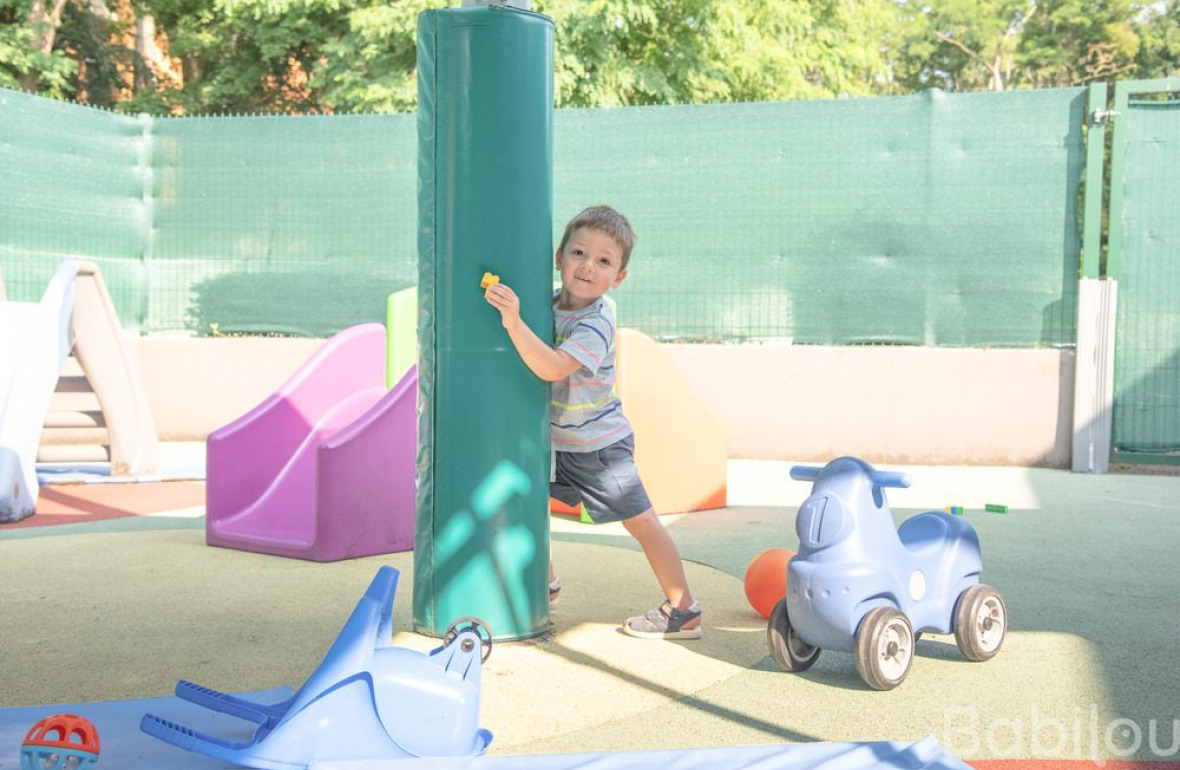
xmin=767 ymin=457 xmax=1007 ymax=690
xmin=142 ymin=567 xmax=494 ymax=769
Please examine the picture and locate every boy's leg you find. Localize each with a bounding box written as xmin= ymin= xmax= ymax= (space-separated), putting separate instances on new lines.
xmin=621 ymin=506 xmax=702 ymax=639
xmin=549 ymin=456 xmax=582 ymax=608
xmin=622 ymin=508 xmax=697 ymax=620
xmin=556 ymin=437 xmax=700 ymax=637
xmin=549 ymin=537 xmax=561 ymax=607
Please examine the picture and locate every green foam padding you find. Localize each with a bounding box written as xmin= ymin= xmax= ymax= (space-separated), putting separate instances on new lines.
xmin=413 ymin=5 xmax=555 ymax=640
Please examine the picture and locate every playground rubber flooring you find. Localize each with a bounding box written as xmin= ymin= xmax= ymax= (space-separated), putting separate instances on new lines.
xmin=1 ymin=457 xmax=1178 ymax=769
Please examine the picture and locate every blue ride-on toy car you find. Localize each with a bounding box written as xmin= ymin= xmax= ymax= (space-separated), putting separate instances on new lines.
xmin=767 ymin=456 xmax=1007 ymax=690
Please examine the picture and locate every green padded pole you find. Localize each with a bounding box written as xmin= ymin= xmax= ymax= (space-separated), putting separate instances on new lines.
xmin=414 ymin=4 xmax=554 ymax=640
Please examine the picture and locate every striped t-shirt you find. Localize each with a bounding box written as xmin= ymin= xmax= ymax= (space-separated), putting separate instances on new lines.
xmin=551 ymin=292 xmax=633 ymax=452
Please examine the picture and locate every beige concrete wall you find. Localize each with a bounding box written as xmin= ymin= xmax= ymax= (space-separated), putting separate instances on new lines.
xmin=132 ymin=337 xmax=324 ymax=441
xmin=663 ymin=345 xmax=1074 ymax=467
xmin=131 ymin=337 xmax=1075 ymax=467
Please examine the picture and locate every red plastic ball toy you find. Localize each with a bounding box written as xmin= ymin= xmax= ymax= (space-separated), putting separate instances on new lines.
xmin=743 ymin=547 xmax=794 ymax=619
xmin=21 ymin=713 xmax=100 ymax=770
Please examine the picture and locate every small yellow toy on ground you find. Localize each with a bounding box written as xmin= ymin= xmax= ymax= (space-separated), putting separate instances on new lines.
xmin=480 ymin=272 xmax=500 ymax=290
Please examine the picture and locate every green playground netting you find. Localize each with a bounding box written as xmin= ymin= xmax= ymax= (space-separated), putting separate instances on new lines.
xmin=0 ymin=91 xmax=417 ymax=337
xmin=557 ymin=88 xmax=1086 ymax=347
xmin=1 ymin=85 xmax=1088 ymax=346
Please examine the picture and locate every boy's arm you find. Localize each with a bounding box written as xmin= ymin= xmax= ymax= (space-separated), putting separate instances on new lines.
xmin=485 ymin=283 xmax=580 ymax=382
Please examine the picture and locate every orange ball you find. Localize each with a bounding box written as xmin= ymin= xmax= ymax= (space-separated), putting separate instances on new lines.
xmin=744 ymin=547 xmax=794 ymax=619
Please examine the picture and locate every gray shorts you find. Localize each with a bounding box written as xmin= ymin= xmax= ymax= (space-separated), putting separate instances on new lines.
xmin=550 ymin=434 xmax=652 ymax=524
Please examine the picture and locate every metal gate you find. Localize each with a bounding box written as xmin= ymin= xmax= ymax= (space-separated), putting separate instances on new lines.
xmin=1108 ymin=78 xmax=1180 ymax=460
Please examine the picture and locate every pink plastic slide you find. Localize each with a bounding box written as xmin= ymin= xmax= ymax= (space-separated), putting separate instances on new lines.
xmin=206 ymin=323 xmax=416 ymax=562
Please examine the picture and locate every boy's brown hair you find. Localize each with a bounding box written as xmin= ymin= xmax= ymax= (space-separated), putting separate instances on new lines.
xmin=558 ymin=205 xmax=637 ymax=270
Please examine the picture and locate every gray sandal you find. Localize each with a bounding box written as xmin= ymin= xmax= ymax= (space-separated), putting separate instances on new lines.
xmin=623 ymin=600 xmax=702 ymax=640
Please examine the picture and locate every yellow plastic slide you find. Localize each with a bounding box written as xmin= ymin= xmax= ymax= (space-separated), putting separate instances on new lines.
xmin=616 ymin=328 xmax=728 ymax=514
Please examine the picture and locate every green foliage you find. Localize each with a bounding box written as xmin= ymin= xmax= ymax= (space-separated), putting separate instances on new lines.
xmin=0 ymin=0 xmax=77 ymax=95
xmin=1136 ymin=0 xmax=1180 ymax=79
xmin=1016 ymin=0 xmax=1141 ymax=86
xmin=541 ymin=0 xmax=722 ymax=106
xmin=890 ymin=0 xmax=1034 ymax=91
xmin=314 ymin=0 xmax=436 ymax=113
xmin=540 ymin=0 xmax=900 ymax=106
xmin=114 ymin=0 xmax=448 ymax=114
xmin=890 ymin=0 xmax=1162 ymax=92
xmin=55 ymin=0 xmax=130 ymax=107
xmin=2 ymin=0 xmax=1179 ymax=114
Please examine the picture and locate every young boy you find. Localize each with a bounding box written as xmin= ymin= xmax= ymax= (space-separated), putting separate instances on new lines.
xmin=483 ymin=205 xmax=701 ymax=640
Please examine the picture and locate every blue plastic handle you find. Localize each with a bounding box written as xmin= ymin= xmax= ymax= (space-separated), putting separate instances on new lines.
xmin=790 ymin=464 xmax=911 ymax=489
xmin=869 ymin=471 xmax=912 ymax=489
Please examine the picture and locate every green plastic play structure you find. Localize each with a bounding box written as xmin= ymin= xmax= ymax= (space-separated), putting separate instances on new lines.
xmin=413 ymin=4 xmax=555 ymax=641
xmin=386 ymin=288 xmax=417 ymax=389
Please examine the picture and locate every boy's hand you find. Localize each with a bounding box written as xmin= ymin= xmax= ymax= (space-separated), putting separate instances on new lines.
xmin=484 ymin=283 xmax=521 ymax=331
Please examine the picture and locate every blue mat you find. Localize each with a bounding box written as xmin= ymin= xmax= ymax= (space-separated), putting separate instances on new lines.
xmin=0 ymin=688 xmax=292 ymax=770
xmin=309 ymin=737 xmax=974 ymax=769
xmin=0 ymin=688 xmax=972 ymax=770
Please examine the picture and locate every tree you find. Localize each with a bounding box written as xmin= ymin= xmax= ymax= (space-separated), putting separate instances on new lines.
xmin=312 ymin=0 xmax=435 ymax=113
xmin=890 ymin=0 xmax=1036 ymax=91
xmin=1135 ymin=0 xmax=1180 ymax=80
xmin=1016 ymin=0 xmax=1140 ymax=87
xmin=707 ymin=0 xmax=903 ymax=100
xmin=55 ymin=0 xmax=128 ymax=107
xmin=4 ymin=0 xmax=1175 ymax=114
xmin=122 ymin=0 xmax=375 ymax=114
xmin=541 ymin=0 xmax=720 ymax=107
xmin=540 ymin=0 xmax=903 ymax=107
xmin=119 ymin=0 xmax=908 ymax=114
xmin=1 ymin=0 xmax=78 ymax=95
xmin=889 ymin=0 xmax=1161 ymax=91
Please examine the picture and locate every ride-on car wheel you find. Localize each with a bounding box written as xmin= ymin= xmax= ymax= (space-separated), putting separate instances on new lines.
xmin=855 ymin=607 xmax=914 ymax=690
xmin=954 ymin=584 xmax=1006 ymax=661
xmin=767 ymin=598 xmax=821 ymax=672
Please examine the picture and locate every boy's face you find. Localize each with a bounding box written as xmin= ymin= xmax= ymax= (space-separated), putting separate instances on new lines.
xmin=555 ymin=227 xmax=628 ymax=306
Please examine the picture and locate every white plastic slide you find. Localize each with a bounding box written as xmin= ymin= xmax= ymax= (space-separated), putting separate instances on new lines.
xmin=0 ymin=261 xmax=78 ymax=522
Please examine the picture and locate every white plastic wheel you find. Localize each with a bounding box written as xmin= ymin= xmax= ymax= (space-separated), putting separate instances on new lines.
xmin=854 ymin=606 xmax=914 ymax=690
xmin=767 ymin=598 xmax=821 ymax=672
xmin=954 ymin=584 xmax=1007 ymax=661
